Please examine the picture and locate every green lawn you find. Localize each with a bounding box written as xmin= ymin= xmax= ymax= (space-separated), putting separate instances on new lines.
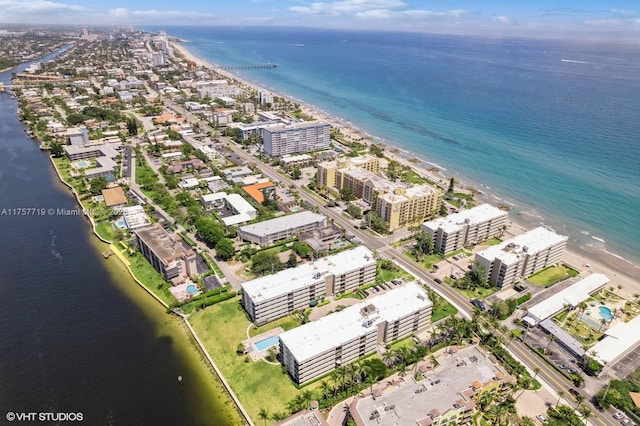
xmin=377 ymin=267 xmax=411 ymax=283
xmin=126 ymin=251 xmax=176 ymax=306
xmin=94 ymin=222 xmax=115 ymax=242
xmin=401 ymin=169 xmax=430 ymax=185
xmin=189 ymin=298 xmax=321 ymax=421
xmin=249 ymin=315 xmax=301 ymax=338
xmin=528 ymin=264 xmax=578 ymax=287
xmin=482 ymin=237 xmax=502 ymax=246
xmin=422 ymin=254 xmax=444 ymax=269
xmin=388 ymin=336 xmax=416 ymax=352
xmin=135 ymin=163 xmax=157 ymax=184
xmin=445 ymin=248 xmax=472 ymax=259
xmin=454 ymin=286 xmax=500 ymax=300
xmin=432 ymin=299 xmax=458 ymax=322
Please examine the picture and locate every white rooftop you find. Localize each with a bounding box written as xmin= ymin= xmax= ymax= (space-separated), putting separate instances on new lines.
xmin=423 ymin=204 xmax=507 ymax=233
xmin=121 ymin=205 xmax=151 ymax=229
xmin=242 ymin=246 xmax=375 ymax=304
xmin=590 ymin=314 xmax=640 ymax=365
xmin=238 ymin=211 xmax=326 ymax=238
xmin=526 ymin=274 xmax=609 ymax=323
xmin=202 ymin=192 xmax=257 ymax=226
xmin=476 ymin=226 xmax=568 ymax=265
xmin=279 ymin=283 xmax=432 ymax=363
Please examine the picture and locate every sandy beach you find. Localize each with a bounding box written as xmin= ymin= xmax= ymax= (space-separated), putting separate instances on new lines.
xmin=171 ymin=41 xmax=640 ymax=293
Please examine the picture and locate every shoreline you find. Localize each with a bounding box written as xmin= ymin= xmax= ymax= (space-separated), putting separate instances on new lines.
xmin=172 ymin=40 xmax=640 ymax=289
xmin=47 ymin=154 xmax=249 ymax=425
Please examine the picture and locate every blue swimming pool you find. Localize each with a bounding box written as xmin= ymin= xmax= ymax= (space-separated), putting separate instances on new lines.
xmin=255 ymin=335 xmax=279 ymax=351
xmin=186 ymin=284 xmax=199 ymax=295
xmin=76 ymin=160 xmax=90 ymax=167
xmin=599 ymin=306 xmax=614 ymax=321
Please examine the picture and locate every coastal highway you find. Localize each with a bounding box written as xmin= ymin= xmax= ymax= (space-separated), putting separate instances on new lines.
xmin=166 ymin=100 xmax=618 ymax=426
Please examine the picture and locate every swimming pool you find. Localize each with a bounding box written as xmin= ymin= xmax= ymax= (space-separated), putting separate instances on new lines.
xmin=599 ymin=306 xmax=614 ymax=321
xmin=186 ymin=284 xmax=199 ymax=295
xmin=255 ymin=335 xmax=279 ymax=351
xmin=75 ymin=160 xmax=90 ymax=168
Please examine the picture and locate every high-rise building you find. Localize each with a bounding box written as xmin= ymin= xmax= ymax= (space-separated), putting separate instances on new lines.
xmin=262 ymin=121 xmax=330 ymax=157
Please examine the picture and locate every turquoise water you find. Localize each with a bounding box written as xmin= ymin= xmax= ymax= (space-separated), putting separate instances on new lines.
xmin=254 ymin=335 xmax=279 ymax=351
xmin=598 ymin=306 xmax=613 ymax=321
xmin=158 ymin=26 xmax=640 ymax=270
xmin=186 ymin=284 xmax=199 ymax=295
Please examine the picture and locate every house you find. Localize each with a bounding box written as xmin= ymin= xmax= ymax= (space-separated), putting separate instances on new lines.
xmin=102 ymin=187 xmax=128 ymax=211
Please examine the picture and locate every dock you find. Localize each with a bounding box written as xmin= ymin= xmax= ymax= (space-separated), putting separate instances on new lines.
xmin=214 ymin=63 xmax=277 ymax=71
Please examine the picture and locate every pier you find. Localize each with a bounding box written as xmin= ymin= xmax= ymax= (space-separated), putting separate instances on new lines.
xmin=214 ymin=63 xmax=277 ymax=71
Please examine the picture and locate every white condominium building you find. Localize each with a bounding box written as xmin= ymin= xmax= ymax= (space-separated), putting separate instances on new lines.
xmin=422 ymin=204 xmax=508 ymax=254
xmin=262 ymin=121 xmax=330 ymax=157
xmin=279 ymin=283 xmax=432 ymax=384
xmin=237 ymin=211 xmax=327 ymax=246
xmin=242 ymin=246 xmax=376 ymax=325
xmin=474 ymin=226 xmax=568 ymax=288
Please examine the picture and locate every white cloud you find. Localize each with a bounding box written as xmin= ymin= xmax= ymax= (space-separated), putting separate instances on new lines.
xmin=493 ymin=15 xmax=510 ymax=24
xmin=290 ymin=0 xmax=405 ymax=16
xmin=0 ymin=0 xmax=86 ymax=13
xmin=355 ymin=8 xmax=469 ymax=21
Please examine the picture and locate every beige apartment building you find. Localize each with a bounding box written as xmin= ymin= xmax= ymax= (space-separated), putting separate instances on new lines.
xmin=317 ymin=156 xmax=440 ymax=230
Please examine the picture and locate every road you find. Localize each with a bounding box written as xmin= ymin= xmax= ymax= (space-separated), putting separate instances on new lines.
xmin=165 ymin=99 xmax=618 ymax=426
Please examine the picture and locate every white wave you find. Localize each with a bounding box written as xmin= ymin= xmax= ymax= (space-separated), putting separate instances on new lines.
xmin=561 ymin=59 xmax=591 ymax=64
xmin=581 ymin=230 xmax=590 ymax=235
xmin=591 ymin=236 xmax=606 ymax=243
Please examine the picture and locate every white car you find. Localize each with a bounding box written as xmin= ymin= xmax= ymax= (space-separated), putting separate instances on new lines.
xmin=613 ymin=412 xmax=624 ymax=420
xmin=536 ymin=414 xmax=548 ymax=423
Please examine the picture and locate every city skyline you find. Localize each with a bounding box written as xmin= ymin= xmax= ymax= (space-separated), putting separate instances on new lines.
xmin=0 ymin=1 xmax=639 ymax=37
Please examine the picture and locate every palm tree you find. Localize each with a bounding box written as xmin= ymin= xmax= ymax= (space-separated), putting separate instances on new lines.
xmin=300 ymin=390 xmax=313 ymax=410
xmin=258 ymin=407 xmax=269 ymax=426
xmin=580 ymin=407 xmax=592 ymax=424
xmin=599 ymin=318 xmax=607 ymax=332
xmin=319 ymin=380 xmax=330 ymax=401
xmin=271 ymin=412 xmax=287 ymax=422
xmin=532 ymin=367 xmax=541 ymax=383
xmin=382 ymin=350 xmax=394 ymax=368
xmin=544 ymin=335 xmax=555 ymax=354
xmin=555 ymin=390 xmax=565 ymax=408
xmin=575 ymin=394 xmax=585 ymax=408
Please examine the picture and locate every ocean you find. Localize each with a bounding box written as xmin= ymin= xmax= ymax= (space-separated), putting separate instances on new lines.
xmin=157 ymin=26 xmax=640 ymax=272
xmin=0 ymin=52 xmax=241 ymax=425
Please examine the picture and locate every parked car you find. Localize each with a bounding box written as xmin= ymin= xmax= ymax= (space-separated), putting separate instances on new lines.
xmin=567 ymin=368 xmax=578 ymax=374
xmin=559 ymin=363 xmax=568 ymax=369
xmin=470 ymin=299 xmax=486 ymax=311
xmin=433 ymin=264 xmax=439 ymax=269
xmin=568 ymin=388 xmax=580 ymax=397
xmin=613 ymin=412 xmax=624 ymax=420
xmin=621 ymin=419 xmax=631 ymax=426
xmin=536 ymin=414 xmax=548 ymax=423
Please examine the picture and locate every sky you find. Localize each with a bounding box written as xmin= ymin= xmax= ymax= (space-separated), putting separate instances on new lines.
xmin=0 ymin=0 xmax=639 ymax=37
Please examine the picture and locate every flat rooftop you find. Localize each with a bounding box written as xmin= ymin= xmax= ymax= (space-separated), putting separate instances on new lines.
xmin=590 ymin=313 xmax=640 ymax=365
xmin=354 ymin=346 xmax=509 ymax=426
xmin=238 ymin=211 xmax=326 ymax=238
xmin=526 ymin=273 xmax=609 ymax=323
xmin=476 ymin=226 xmax=568 ymax=265
xmin=423 ymin=204 xmax=507 ymax=233
xmin=135 ymin=224 xmax=191 ymax=261
xmin=279 ymin=283 xmax=432 ymax=363
xmin=242 ymin=246 xmax=375 ymax=304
